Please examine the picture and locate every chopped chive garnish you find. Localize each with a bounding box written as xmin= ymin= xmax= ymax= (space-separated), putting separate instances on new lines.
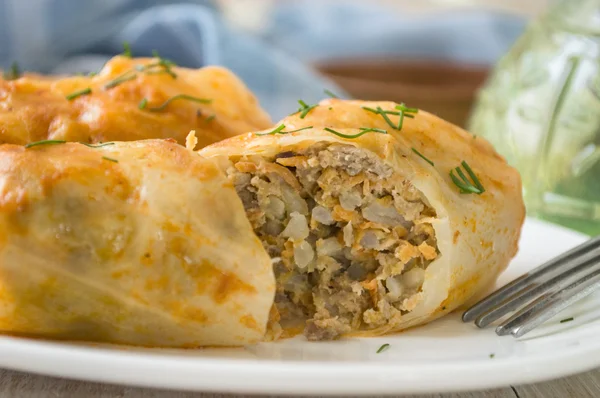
xmin=122 ymin=41 xmax=132 ymax=58
xmin=450 ymin=161 xmax=485 ymax=194
xmin=88 ymin=71 xmax=97 ymax=77
xmin=394 ymin=103 xmax=418 ymax=130
xmin=256 ymin=125 xmax=312 ymax=135
xmin=102 ymin=156 xmax=119 ymax=163
xmin=362 ymin=106 xmax=382 ymax=115
xmin=376 ymin=344 xmax=390 ymax=353
xmin=376 ymin=106 xmax=397 ymax=130
xmin=145 ymin=68 xmax=177 ymax=78
xmin=256 ymin=124 xmax=286 ymax=136
xmin=461 ymin=161 xmax=485 ymax=192
xmin=396 ymin=103 xmax=419 ymax=114
xmin=104 ymin=71 xmax=137 ymax=89
xmin=294 ymin=99 xmax=318 ymax=119
xmin=164 ymin=58 xmax=177 ymax=67
xmin=362 ymin=106 xmax=403 ymax=116
xmin=65 ymin=88 xmax=92 ymax=100
xmin=141 ymin=59 xmax=177 ymax=70
xmin=138 ymin=98 xmax=148 ymax=110
xmin=324 ymin=89 xmax=338 ymax=98
xmin=10 ymin=62 xmax=20 ymax=79
xmin=300 ymin=106 xmax=317 ymax=119
xmin=269 ymin=124 xmax=285 ymax=134
xmin=3 ymin=62 xmax=20 ymax=80
xmin=146 ymin=94 xmax=212 ymax=112
xmin=80 ymin=142 xmax=115 ymax=148
xmin=362 ymin=103 xmax=418 ymax=131
xmin=362 ymin=106 xmax=398 ymax=124
xmin=560 ymin=317 xmax=574 ymax=323
xmin=412 ymin=148 xmax=434 ymax=166
xmin=284 ymin=126 xmax=313 ymax=133
xmin=146 ymin=50 xmax=177 ymax=78
xmin=24 ymin=140 xmax=66 ymax=148
xmin=489 ymin=353 xmax=495 ymax=359
xmin=455 ymin=167 xmax=470 ymax=186
xmin=104 ymin=58 xmax=178 ymax=91
xmin=324 ymin=127 xmax=387 ymax=139
xmin=359 ymin=127 xmax=387 ymax=134
xmin=205 ymin=114 xmax=216 ymax=123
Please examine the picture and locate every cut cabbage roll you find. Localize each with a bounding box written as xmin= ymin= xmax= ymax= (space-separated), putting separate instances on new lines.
xmin=0 ymin=140 xmax=274 ymax=347
xmin=200 ymin=100 xmax=525 ymax=340
xmin=0 ymin=56 xmax=271 ymax=147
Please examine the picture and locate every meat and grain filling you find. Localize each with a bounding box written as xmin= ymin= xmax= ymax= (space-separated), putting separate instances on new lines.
xmin=226 ymin=143 xmax=439 ymax=340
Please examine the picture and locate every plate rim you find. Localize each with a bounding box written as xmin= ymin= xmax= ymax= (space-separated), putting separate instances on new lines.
xmin=1 ymin=329 xmax=600 ymax=395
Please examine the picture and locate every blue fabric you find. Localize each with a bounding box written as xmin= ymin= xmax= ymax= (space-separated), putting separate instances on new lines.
xmin=263 ymin=3 xmax=526 ymax=65
xmin=0 ymin=0 xmax=527 ymax=120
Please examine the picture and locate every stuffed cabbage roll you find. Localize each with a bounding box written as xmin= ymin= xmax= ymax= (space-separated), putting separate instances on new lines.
xmin=200 ymin=99 xmax=525 ymax=340
xmin=0 ymin=56 xmax=271 ymax=147
xmin=0 ymin=139 xmax=274 ymax=347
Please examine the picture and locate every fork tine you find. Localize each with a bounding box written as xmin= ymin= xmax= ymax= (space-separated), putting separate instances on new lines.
xmin=462 ymin=235 xmax=600 ymax=322
xmin=496 ymin=263 xmax=600 ymax=338
xmin=474 ymin=251 xmax=600 ymax=328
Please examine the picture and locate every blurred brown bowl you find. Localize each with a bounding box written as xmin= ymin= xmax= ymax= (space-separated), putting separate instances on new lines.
xmin=315 ymin=59 xmax=489 ymax=128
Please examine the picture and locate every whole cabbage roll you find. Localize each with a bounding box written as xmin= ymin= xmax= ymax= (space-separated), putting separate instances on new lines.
xmin=200 ymin=99 xmax=525 ymax=340
xmin=0 ymin=140 xmax=274 ymax=347
xmin=0 ymin=56 xmax=271 ymax=147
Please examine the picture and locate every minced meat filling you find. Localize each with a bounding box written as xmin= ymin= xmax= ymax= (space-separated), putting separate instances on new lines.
xmin=226 ymin=143 xmax=439 ymax=341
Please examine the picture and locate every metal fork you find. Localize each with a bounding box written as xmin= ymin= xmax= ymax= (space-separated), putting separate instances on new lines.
xmin=462 ymin=235 xmax=600 ymax=338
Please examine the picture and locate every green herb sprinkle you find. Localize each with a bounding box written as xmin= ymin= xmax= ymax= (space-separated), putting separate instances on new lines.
xmin=145 ymin=95 xmax=212 ymax=112
xmin=256 ymin=124 xmax=286 ymax=136
xmin=122 ymin=41 xmax=132 ymax=58
xmin=80 ymin=142 xmax=115 ymax=148
xmin=324 ymin=127 xmax=387 ymax=139
xmin=24 ymin=140 xmax=66 ymax=149
xmin=3 ymin=62 xmax=20 ymax=80
xmin=66 ymin=88 xmax=92 ymax=101
xmin=104 ymin=71 xmax=137 ymax=89
xmin=449 ymin=161 xmax=485 ymax=195
xmin=412 ymin=148 xmax=434 ymax=166
xmin=324 ymin=89 xmax=338 ymax=98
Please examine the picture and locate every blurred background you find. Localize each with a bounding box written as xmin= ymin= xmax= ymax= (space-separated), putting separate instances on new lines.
xmin=0 ymin=0 xmax=546 ymax=123
xmin=1 ymin=0 xmax=599 ymax=236
xmin=219 ymin=0 xmax=548 ymax=126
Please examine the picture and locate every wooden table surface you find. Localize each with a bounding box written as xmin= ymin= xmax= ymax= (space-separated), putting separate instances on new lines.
xmin=0 ymin=368 xmax=598 ymax=398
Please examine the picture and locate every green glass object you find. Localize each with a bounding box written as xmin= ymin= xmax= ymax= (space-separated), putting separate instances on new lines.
xmin=469 ymin=0 xmax=600 ymax=236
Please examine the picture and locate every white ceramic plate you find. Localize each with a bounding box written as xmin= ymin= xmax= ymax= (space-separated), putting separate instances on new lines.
xmin=0 ymin=218 xmax=597 ymax=395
